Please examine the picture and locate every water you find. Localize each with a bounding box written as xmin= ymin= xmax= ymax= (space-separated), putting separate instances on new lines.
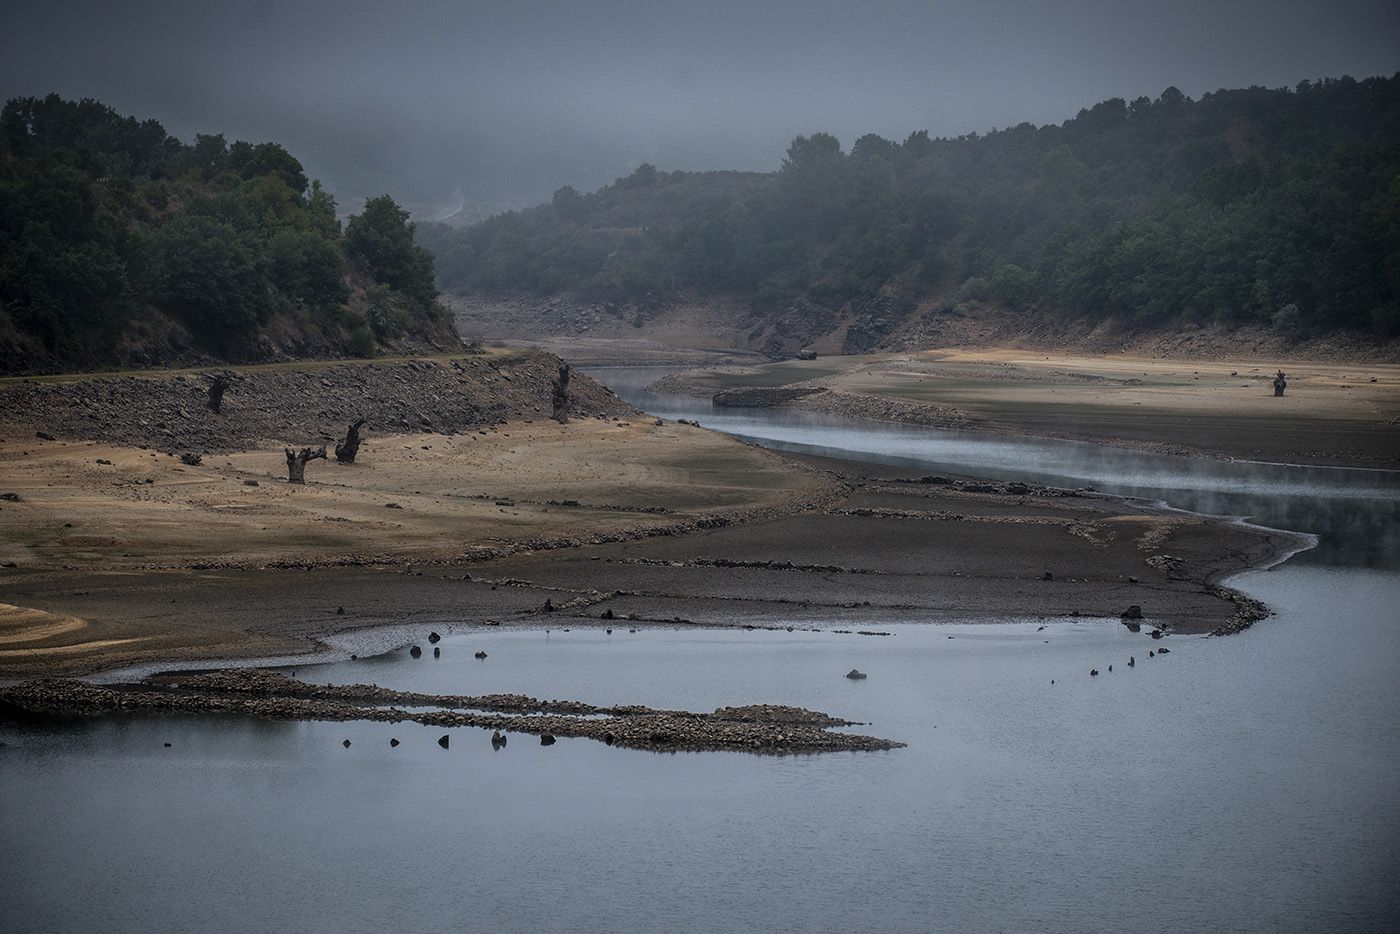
xmin=3 ymin=368 xmax=1398 ymax=933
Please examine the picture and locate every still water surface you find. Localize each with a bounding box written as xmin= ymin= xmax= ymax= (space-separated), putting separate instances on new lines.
xmin=2 ymin=368 xmax=1398 ymax=933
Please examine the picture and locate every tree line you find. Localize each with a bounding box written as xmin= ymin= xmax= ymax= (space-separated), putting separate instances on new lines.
xmin=422 ymin=75 xmax=1400 ymax=343
xmin=0 ymin=94 xmax=448 ymax=373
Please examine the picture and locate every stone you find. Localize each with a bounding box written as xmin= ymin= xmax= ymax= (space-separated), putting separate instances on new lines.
xmin=1041 ymin=571 xmax=1054 ymax=581
xmin=437 ymin=734 xmax=450 ymax=749
xmin=243 ymin=479 xmax=259 ymax=487
xmin=1128 ymin=656 xmax=1136 ymax=667
xmin=845 ymin=669 xmax=868 ymax=680
xmin=540 ymin=734 xmax=556 ymax=746
xmin=474 ymin=650 xmax=487 ymax=659
xmin=336 ymin=606 xmax=345 ymax=615
xmin=390 ymin=738 xmax=400 ymax=747
xmin=342 ymin=739 xmax=351 ymax=748
xmin=491 ymin=730 xmax=507 ymax=748
xmin=1090 ymin=669 xmax=1099 ymax=676
xmin=1121 ymin=605 xmax=1144 ymax=620
xmin=409 ymin=645 xmax=422 ymax=658
xmin=428 ymin=631 xmax=441 ymax=643
xmin=433 ymin=646 xmax=440 ymax=658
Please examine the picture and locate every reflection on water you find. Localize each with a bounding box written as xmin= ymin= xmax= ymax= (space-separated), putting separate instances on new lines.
xmin=597 ymin=366 xmax=1400 ymax=568
xmin=3 ymin=569 xmax=1398 ymax=933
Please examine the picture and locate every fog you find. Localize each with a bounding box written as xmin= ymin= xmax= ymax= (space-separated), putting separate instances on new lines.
xmin=3 ymin=0 xmax=1398 ymax=215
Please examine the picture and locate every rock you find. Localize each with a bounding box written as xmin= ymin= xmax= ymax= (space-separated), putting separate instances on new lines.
xmin=1090 ymin=669 xmax=1099 ymax=676
xmin=336 ymin=606 xmax=345 ymax=615
xmin=437 ymin=734 xmax=450 ymax=749
xmin=1150 ymin=629 xmax=1164 ymax=640
xmin=163 ymin=742 xmax=172 ymax=747
xmin=96 ymin=458 xmax=112 ymax=465
xmin=1121 ymin=605 xmax=1144 ymax=620
xmin=1158 ymin=647 xmax=1170 ymax=654
xmin=409 ymin=645 xmax=422 ymax=658
xmin=474 ymin=650 xmax=487 ymax=659
xmin=601 ymin=608 xmax=614 ymax=620
xmin=342 ymin=739 xmax=351 ymax=748
xmin=243 ymin=479 xmax=259 ymax=486
xmin=845 ymin=669 xmax=868 ymax=680
xmin=1128 ymin=656 xmax=1136 ymax=667
xmin=179 ymin=452 xmax=202 ymax=466
xmin=1041 ymin=571 xmax=1054 ymax=581
xmin=540 ymin=734 xmax=556 ymax=746
xmin=1128 ymin=576 xmax=1139 ymax=583
xmin=433 ymin=646 xmax=440 ymax=658
xmin=491 ymin=730 xmax=507 ymax=748
xmin=384 ymin=502 xmax=402 ymax=509
xmin=0 ymin=492 xmax=21 ymax=501
xmin=35 ymin=431 xmax=55 ymax=441
xmin=427 ymin=631 xmax=441 ymax=643
xmin=390 ymin=738 xmax=400 ymax=747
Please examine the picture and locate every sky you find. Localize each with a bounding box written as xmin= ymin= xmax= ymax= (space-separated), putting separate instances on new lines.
xmin=3 ymin=0 xmax=1398 ymax=215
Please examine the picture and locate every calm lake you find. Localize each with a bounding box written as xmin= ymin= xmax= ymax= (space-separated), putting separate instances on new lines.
xmin=2 ymin=369 xmax=1397 ymax=933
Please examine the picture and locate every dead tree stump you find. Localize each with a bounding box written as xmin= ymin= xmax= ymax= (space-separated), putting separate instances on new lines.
xmin=551 ymin=364 xmax=572 ymax=424
xmin=335 ymin=419 xmax=368 ymax=464
xmin=285 ymin=446 xmax=327 ymax=484
xmin=207 ymin=373 xmax=233 ymax=414
xmin=1273 ymin=370 xmax=1287 ymax=396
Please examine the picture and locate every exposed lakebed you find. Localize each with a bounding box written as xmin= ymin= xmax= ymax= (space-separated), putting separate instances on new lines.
xmin=2 ymin=368 xmax=1397 ymax=932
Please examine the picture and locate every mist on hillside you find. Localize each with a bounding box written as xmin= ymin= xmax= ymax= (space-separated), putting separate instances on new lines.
xmin=4 ymin=0 xmax=1398 ymax=216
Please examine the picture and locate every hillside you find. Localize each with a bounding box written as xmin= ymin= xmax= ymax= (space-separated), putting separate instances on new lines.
xmin=427 ymin=76 xmax=1400 ymax=357
xmin=0 ymin=95 xmax=460 ymax=374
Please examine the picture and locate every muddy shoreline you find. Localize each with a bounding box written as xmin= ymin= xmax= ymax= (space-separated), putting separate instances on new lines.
xmin=0 ymin=668 xmax=902 ymax=754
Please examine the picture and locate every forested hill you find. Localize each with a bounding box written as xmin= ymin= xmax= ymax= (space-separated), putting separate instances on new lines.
xmin=0 ymin=95 xmax=459 ymax=374
xmin=423 ymin=75 xmax=1400 ymax=356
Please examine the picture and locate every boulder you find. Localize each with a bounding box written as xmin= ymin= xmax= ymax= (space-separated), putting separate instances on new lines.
xmin=437 ymin=734 xmax=450 ymax=749
xmin=409 ymin=645 xmax=422 ymax=658
xmin=1121 ymin=605 xmax=1144 ymax=620
xmin=540 ymin=734 xmax=556 ymax=746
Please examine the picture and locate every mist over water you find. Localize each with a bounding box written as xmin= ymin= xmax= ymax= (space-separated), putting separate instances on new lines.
xmin=3 ymin=370 xmax=1399 ymax=931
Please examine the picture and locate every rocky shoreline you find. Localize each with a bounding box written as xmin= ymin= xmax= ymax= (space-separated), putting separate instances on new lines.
xmin=0 ymin=668 xmax=903 ymax=754
xmin=0 ymin=351 xmax=635 ymax=455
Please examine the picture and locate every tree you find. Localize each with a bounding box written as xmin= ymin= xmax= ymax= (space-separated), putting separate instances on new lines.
xmin=155 ymin=215 xmax=264 ymax=353
xmin=344 ymin=195 xmax=438 ymax=306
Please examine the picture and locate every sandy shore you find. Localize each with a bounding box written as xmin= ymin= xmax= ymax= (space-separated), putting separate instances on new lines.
xmin=0 ymin=436 xmax=1295 ymax=678
xmin=0 ymin=348 xmax=1327 ymax=680
xmin=655 ymin=348 xmax=1400 ymax=467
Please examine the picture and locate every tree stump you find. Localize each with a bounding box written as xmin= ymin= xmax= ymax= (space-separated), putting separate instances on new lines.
xmin=551 ymin=364 xmax=571 ymax=423
xmin=207 ymin=373 xmax=233 ymax=414
xmin=334 ymin=418 xmax=367 ymax=464
xmin=285 ymin=446 xmax=327 ymax=484
xmin=1273 ymin=370 xmax=1287 ymax=396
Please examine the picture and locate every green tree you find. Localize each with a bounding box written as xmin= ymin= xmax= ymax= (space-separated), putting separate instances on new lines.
xmin=344 ymin=195 xmax=437 ymax=305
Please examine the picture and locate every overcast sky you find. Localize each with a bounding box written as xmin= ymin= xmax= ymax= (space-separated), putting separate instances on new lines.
xmin=3 ymin=0 xmax=1398 ymax=212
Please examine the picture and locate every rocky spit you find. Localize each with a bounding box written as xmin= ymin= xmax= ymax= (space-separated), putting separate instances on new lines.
xmin=0 ymin=668 xmax=904 ymax=754
xmin=0 ymin=351 xmax=635 ymax=454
